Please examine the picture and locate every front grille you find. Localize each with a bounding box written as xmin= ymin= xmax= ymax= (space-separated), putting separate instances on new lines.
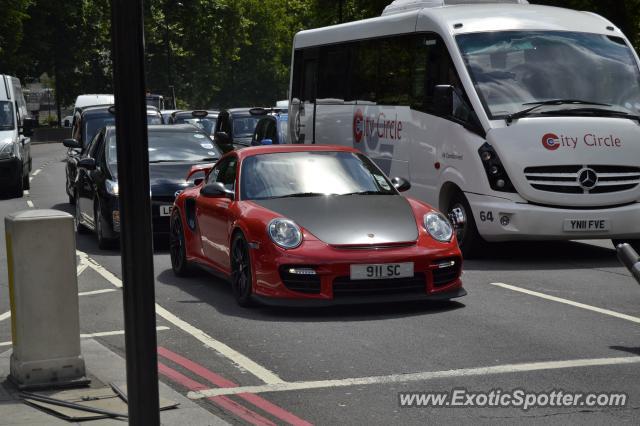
xmin=332 ymin=273 xmax=426 ymax=297
xmin=524 ymin=165 xmax=640 ymax=194
xmin=280 ymin=267 xmax=321 ymax=294
xmin=432 ymin=260 xmax=462 ymax=287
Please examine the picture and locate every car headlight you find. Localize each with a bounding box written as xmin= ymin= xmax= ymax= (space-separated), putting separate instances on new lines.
xmin=106 ymin=179 xmax=119 ymax=196
xmin=0 ymin=143 xmax=16 ymax=160
xmin=268 ymin=218 xmax=302 ymax=249
xmin=424 ymin=212 xmax=453 ymax=243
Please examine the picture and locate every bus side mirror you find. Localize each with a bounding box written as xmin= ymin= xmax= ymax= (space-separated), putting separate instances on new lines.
xmin=434 ymin=85 xmax=454 ymax=117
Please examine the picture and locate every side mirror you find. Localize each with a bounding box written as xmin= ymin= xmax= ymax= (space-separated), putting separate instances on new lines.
xmin=391 ymin=177 xmax=411 ymax=192
xmin=63 ymin=138 xmax=82 ymax=149
xmin=433 ymin=85 xmax=454 ymax=117
xmin=21 ymin=117 xmax=37 ymax=137
xmin=78 ymin=157 xmax=97 ymax=171
xmin=201 ymin=181 xmax=234 ymax=200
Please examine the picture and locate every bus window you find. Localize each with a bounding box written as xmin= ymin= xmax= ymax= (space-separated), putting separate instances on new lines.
xmin=318 ymin=46 xmax=349 ymax=102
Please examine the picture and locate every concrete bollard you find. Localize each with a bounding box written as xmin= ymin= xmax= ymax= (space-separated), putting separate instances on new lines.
xmin=5 ymin=209 xmax=89 ymax=389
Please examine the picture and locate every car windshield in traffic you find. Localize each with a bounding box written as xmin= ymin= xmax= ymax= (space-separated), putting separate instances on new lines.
xmin=175 ymin=116 xmax=217 ymax=134
xmin=107 ymin=130 xmax=221 ymax=171
xmin=232 ymin=115 xmax=261 ymax=138
xmin=456 ymin=31 xmax=640 ymax=119
xmin=0 ymin=101 xmax=14 ymax=130
xmin=84 ymin=115 xmax=116 ymax=147
xmin=240 ymin=151 xmax=396 ymax=200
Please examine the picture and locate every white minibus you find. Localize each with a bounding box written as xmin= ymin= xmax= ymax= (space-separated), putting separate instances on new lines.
xmin=288 ymin=0 xmax=640 ymax=256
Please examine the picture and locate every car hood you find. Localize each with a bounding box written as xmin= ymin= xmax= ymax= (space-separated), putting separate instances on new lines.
xmin=134 ymin=163 xmax=193 ymax=197
xmin=252 ymin=195 xmax=418 ymax=246
xmin=0 ymin=130 xmax=14 ymax=146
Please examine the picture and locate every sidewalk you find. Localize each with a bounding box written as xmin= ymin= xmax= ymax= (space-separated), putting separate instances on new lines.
xmin=0 ymin=338 xmax=228 ymax=425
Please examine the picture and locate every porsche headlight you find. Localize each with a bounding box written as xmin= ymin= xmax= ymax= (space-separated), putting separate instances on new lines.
xmin=268 ymin=218 xmax=302 ymax=249
xmin=424 ymin=212 xmax=453 ymax=243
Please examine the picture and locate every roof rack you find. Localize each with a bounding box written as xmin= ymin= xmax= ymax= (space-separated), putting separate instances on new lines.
xmin=382 ymin=0 xmax=529 ymax=16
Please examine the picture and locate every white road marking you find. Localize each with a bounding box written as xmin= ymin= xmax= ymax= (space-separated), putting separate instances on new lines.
xmin=29 ymin=177 xmax=32 ymax=182
xmin=23 ymin=190 xmax=29 ymax=196
xmin=0 ymin=326 xmax=170 ymax=347
xmin=26 ymin=200 xmax=34 ymax=208
xmin=78 ymin=289 xmax=117 ymax=297
xmin=32 ymin=169 xmax=41 ymax=176
xmin=492 ymin=282 xmax=640 ymax=324
xmin=76 ymin=249 xmax=284 ymax=385
xmin=188 ymin=356 xmax=640 ymax=399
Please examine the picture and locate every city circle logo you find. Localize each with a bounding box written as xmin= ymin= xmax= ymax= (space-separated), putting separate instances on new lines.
xmin=542 ymin=133 xmax=560 ymax=151
xmin=353 ymin=109 xmax=364 ymax=143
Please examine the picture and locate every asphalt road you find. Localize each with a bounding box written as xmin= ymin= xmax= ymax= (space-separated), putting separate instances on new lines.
xmin=1 ymin=143 xmax=640 ymax=424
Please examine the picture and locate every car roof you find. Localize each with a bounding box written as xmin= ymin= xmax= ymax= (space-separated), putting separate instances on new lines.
xmin=233 ymin=144 xmax=358 ymax=161
xmin=172 ymin=110 xmax=219 ymax=117
xmin=102 ymin=124 xmax=211 ymax=136
xmin=81 ymin=105 xmax=161 ymax=117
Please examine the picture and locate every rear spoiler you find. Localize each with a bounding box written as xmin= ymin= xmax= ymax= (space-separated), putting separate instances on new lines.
xmin=186 ymin=163 xmax=216 ymax=181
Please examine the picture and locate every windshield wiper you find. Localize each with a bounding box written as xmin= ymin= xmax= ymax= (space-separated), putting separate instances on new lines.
xmin=506 ymin=99 xmax=612 ymax=124
xmin=277 ymin=192 xmax=328 ymax=198
xmin=340 ymin=190 xmax=387 ymax=196
xmin=199 ymin=157 xmax=219 ymax=162
xmin=539 ymin=107 xmax=640 ymax=122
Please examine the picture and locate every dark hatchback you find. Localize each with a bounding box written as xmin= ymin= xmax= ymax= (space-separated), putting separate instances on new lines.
xmin=64 ymin=105 xmax=163 ymax=203
xmin=74 ymin=124 xmax=221 ymax=249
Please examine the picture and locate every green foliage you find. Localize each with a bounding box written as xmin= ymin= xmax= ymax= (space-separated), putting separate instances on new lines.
xmin=0 ymin=0 xmax=638 ymax=108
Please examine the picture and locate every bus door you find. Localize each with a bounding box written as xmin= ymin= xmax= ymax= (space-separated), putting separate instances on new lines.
xmin=290 ymin=49 xmax=317 ymax=144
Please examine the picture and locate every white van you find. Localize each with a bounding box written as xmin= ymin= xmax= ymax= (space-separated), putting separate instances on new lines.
xmin=73 ymin=94 xmax=115 ymax=112
xmin=288 ymin=0 xmax=640 ymax=256
xmin=0 ymin=75 xmax=34 ymax=198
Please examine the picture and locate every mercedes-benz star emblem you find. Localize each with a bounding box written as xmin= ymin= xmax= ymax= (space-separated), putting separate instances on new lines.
xmin=174 ymin=190 xmax=183 ymax=198
xmin=577 ymin=168 xmax=598 ymax=190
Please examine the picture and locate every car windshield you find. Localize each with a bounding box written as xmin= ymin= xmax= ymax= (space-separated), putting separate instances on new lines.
xmin=175 ymin=116 xmax=217 ymax=134
xmin=0 ymin=101 xmax=14 ymax=130
xmin=240 ymin=151 xmax=396 ymax=200
xmin=106 ymin=130 xmax=221 ymax=172
xmin=232 ymin=115 xmax=261 ymax=138
xmin=84 ymin=115 xmax=116 ymax=147
xmin=456 ymin=31 xmax=640 ymax=119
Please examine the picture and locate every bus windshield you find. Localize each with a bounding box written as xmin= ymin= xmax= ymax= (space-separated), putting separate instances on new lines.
xmin=456 ymin=31 xmax=640 ymax=119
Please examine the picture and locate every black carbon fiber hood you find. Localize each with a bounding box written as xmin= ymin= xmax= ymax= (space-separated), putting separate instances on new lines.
xmin=253 ymin=195 xmax=418 ymax=246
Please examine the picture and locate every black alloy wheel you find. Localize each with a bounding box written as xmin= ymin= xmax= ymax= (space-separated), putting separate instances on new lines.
xmin=95 ymin=200 xmax=113 ymax=250
xmin=12 ymin=167 xmax=23 ymax=198
xmin=231 ymin=233 xmax=254 ymax=307
xmin=75 ymin=194 xmax=90 ymax=234
xmin=170 ymin=213 xmax=191 ymax=277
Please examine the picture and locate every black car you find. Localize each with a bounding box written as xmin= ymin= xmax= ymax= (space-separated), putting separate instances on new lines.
xmin=74 ymin=124 xmax=221 ymax=249
xmin=168 ymin=110 xmax=218 ymax=135
xmin=63 ymin=105 xmax=163 ymax=203
xmin=212 ymin=108 xmax=265 ymax=152
xmin=251 ymin=109 xmax=288 ymax=146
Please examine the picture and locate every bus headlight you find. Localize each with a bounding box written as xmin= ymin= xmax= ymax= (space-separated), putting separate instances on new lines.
xmin=478 ymin=143 xmax=516 ymax=193
xmin=106 ymin=179 xmax=119 ymax=196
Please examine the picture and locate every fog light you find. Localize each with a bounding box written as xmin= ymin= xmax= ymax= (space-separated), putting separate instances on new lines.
xmin=500 ymin=215 xmax=510 ymax=226
xmin=496 ymin=179 xmax=506 ymax=189
xmin=287 ymin=267 xmax=316 ymax=275
xmin=112 ymin=210 xmax=120 ymax=232
xmin=481 ymin=151 xmax=492 ymax=162
xmin=490 ymin=166 xmax=499 ymax=175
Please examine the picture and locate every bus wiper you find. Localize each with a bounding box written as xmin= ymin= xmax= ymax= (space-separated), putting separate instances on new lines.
xmin=506 ymin=99 xmax=611 ymax=124
xmin=539 ymin=107 xmax=640 ymax=122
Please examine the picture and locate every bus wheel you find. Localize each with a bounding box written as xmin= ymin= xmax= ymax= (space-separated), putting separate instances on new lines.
xmin=448 ymin=191 xmax=484 ymax=258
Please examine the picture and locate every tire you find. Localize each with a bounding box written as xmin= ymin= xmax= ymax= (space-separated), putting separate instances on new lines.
xmin=11 ymin=167 xmax=23 ymax=198
xmin=230 ymin=233 xmax=255 ymax=307
xmin=169 ymin=213 xmax=192 ymax=277
xmin=95 ymin=201 xmax=114 ymax=250
xmin=75 ymin=195 xmax=90 ymax=234
xmin=22 ymin=171 xmax=30 ymax=190
xmin=612 ymin=239 xmax=640 ymax=253
xmin=447 ymin=190 xmax=484 ymax=259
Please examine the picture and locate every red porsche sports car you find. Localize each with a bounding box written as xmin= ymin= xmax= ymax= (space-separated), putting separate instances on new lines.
xmin=169 ymin=145 xmax=466 ymax=307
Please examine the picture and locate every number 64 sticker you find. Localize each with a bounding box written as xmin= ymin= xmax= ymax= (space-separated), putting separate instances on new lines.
xmin=479 ymin=211 xmax=494 ymax=222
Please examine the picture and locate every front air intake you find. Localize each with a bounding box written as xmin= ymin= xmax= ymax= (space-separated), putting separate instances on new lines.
xmin=382 ymin=0 xmax=529 ymax=16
